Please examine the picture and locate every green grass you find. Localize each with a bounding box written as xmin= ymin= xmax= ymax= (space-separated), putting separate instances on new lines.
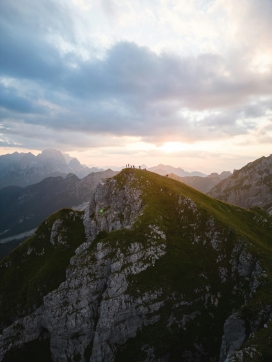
xmin=0 ymin=208 xmax=86 ymax=329
xmin=1 ymin=169 xmax=272 ymax=361
xmin=101 ymin=170 xmax=272 ymax=360
xmin=239 ymin=321 xmax=272 ymax=361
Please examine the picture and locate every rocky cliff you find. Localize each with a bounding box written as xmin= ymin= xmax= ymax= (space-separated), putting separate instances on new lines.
xmin=0 ymin=169 xmax=271 ymax=361
xmin=208 ymin=154 xmax=272 ymax=214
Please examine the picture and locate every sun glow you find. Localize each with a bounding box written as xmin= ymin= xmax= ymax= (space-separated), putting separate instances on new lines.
xmin=160 ymin=142 xmax=189 ymax=153
xmin=251 ymin=53 xmax=272 ymax=74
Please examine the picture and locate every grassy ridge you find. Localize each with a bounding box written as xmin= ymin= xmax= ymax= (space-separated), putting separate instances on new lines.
xmin=125 ymin=169 xmax=272 ymax=272
xmin=110 ymin=170 xmax=272 ymax=360
xmin=1 ymin=169 xmax=271 ymax=360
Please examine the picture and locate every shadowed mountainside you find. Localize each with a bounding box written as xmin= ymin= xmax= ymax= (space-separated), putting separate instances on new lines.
xmin=0 ymin=169 xmax=117 ymax=243
xmin=209 ymin=154 xmax=272 ymax=214
xmin=0 ymin=169 xmax=271 ymax=361
xmin=168 ymin=171 xmax=231 ymax=193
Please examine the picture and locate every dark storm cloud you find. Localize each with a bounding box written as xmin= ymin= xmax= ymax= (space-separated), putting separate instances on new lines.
xmin=1 ymin=0 xmax=272 ymax=148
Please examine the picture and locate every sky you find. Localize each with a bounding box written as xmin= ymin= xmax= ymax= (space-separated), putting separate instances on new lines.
xmin=0 ymin=0 xmax=272 ymax=173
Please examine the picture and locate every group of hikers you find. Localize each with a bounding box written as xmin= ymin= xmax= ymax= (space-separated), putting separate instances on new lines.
xmin=125 ymin=164 xmax=147 ymax=170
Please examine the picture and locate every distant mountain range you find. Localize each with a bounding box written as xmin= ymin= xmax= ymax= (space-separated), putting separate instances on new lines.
xmin=168 ymin=171 xmax=232 ymax=193
xmin=0 ymin=150 xmax=212 ymax=190
xmin=208 ymin=154 xmax=272 ymax=214
xmin=148 ymin=164 xmax=206 ymax=177
xmin=166 ymin=154 xmax=272 ymax=216
xmin=0 ymin=169 xmax=117 ymax=243
xmin=0 ymin=149 xmax=103 ymax=189
xmin=103 ymin=164 xmax=203 ymax=174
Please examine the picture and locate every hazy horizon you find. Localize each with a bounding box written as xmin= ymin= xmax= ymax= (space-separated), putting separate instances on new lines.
xmin=1 ymin=1 xmax=272 ymax=174
xmin=2 ymin=147 xmax=271 ymax=175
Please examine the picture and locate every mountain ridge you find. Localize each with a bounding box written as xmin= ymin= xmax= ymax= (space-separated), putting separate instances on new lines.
xmin=168 ymin=171 xmax=232 ymax=193
xmin=0 ymin=149 xmax=104 ymax=189
xmin=0 ymin=169 xmax=271 ymax=361
xmin=148 ymin=164 xmax=206 ymax=177
xmin=208 ymin=154 xmax=272 ymax=214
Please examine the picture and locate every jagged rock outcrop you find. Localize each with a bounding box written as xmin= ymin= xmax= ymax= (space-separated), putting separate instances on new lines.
xmin=220 ymin=307 xmax=272 ymax=362
xmin=0 ymin=169 xmax=271 ymax=361
xmin=220 ymin=313 xmax=247 ymax=361
xmin=209 ymin=154 xmax=272 ymax=213
xmin=84 ymin=173 xmax=143 ymax=240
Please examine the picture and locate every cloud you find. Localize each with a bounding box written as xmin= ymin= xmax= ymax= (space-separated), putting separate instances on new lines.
xmin=0 ymin=120 xmax=131 ymax=151
xmin=234 ymin=120 xmax=272 ymax=146
xmin=1 ymin=0 xmax=272 ymax=153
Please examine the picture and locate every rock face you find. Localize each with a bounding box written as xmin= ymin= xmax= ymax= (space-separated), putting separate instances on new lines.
xmin=84 ymin=173 xmax=143 ymax=240
xmin=220 ymin=313 xmax=246 ymax=361
xmin=0 ymin=169 xmax=272 ymax=361
xmin=168 ymin=171 xmax=231 ymax=193
xmin=209 ymin=154 xmax=272 ymax=213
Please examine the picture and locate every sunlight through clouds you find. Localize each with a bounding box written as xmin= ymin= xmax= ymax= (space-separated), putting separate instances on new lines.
xmin=160 ymin=142 xmax=190 ymax=153
xmin=0 ymin=0 xmax=272 ymax=172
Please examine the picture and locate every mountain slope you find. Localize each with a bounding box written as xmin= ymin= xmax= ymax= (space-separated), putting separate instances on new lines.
xmin=0 ymin=152 xmax=28 ymax=172
xmin=209 ymin=154 xmax=272 ymax=213
xmin=168 ymin=171 xmax=231 ymax=193
xmin=0 ymin=209 xmax=86 ymax=330
xmin=0 ymin=169 xmax=271 ymax=361
xmin=0 ymin=169 xmax=118 ymax=243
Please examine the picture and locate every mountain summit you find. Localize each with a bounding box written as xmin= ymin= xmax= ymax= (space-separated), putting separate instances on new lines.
xmin=0 ymin=149 xmax=102 ymax=189
xmin=0 ymin=169 xmax=271 ymax=361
